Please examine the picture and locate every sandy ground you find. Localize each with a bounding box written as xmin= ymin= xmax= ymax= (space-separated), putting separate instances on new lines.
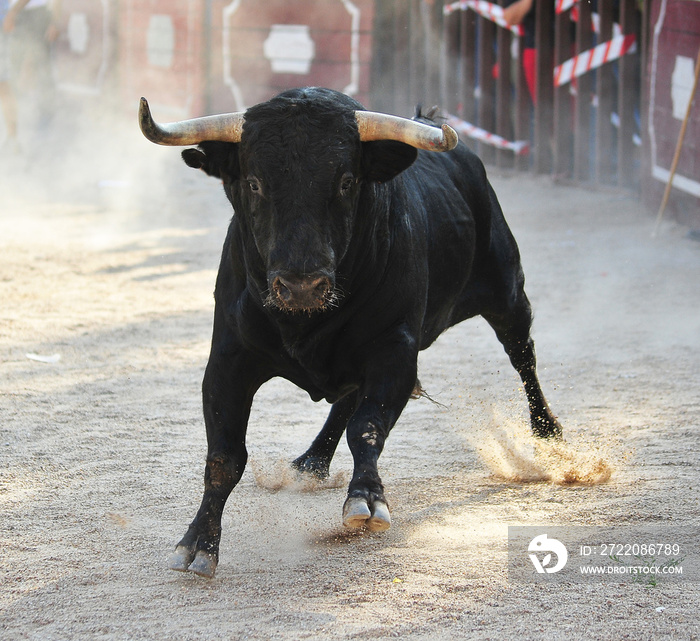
xmin=1 ymin=126 xmax=699 ymax=640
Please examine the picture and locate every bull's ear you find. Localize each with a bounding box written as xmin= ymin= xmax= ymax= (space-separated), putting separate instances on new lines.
xmin=362 ymin=140 xmax=418 ymax=183
xmin=181 ymin=142 xmax=240 ymax=180
xmin=182 ymin=148 xmax=207 ymax=170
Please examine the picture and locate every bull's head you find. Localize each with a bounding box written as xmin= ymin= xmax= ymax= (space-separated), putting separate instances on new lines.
xmin=139 ymin=89 xmax=457 ymax=314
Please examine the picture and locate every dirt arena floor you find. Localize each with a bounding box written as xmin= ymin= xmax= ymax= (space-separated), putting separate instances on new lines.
xmin=1 ymin=124 xmax=699 ymax=640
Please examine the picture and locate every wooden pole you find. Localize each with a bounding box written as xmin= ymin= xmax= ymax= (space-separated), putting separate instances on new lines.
xmin=653 ymin=47 xmax=700 ymax=236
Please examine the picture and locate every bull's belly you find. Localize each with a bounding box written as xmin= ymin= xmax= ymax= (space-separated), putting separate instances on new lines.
xmin=282 ymin=370 xmax=359 ymax=404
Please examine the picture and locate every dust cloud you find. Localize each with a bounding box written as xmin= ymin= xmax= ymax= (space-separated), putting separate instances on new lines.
xmin=250 ymin=456 xmax=349 ymax=493
xmin=467 ymin=410 xmax=613 ymax=486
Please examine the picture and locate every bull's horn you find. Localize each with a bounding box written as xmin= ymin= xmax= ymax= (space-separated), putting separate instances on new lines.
xmin=355 ymin=111 xmax=458 ymax=152
xmin=139 ymin=97 xmax=245 ymax=145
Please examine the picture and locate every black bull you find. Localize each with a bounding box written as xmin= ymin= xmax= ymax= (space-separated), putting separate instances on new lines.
xmin=139 ymin=87 xmax=563 ymax=578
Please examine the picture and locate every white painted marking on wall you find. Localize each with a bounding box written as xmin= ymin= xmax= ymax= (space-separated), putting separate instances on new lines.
xmin=68 ymin=13 xmax=89 ymax=55
xmin=671 ymin=55 xmax=696 ymax=120
xmin=147 ymin=14 xmax=175 ymax=69
xmin=263 ymin=25 xmax=315 ymax=74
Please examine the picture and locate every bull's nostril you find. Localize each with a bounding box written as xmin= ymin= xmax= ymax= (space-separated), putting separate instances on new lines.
xmin=312 ymin=278 xmax=331 ymax=296
xmin=273 ymin=277 xmax=292 ymax=302
xmin=270 ymin=273 xmax=334 ymax=311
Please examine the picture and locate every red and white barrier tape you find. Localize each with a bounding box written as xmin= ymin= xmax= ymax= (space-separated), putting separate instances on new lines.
xmin=445 ymin=1 xmax=621 ymax=38
xmin=554 ymin=33 xmax=636 ymax=87
xmin=446 ymin=114 xmax=529 ymax=155
xmin=555 ymin=0 xmax=577 ymax=14
xmin=444 ymin=0 xmax=524 ymax=37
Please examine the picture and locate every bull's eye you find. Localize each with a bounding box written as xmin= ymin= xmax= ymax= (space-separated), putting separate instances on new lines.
xmin=339 ymin=173 xmax=355 ymax=197
xmin=247 ymin=177 xmax=262 ymax=194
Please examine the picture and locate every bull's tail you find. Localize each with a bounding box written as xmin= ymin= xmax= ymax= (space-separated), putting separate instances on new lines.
xmin=414 ymin=105 xmax=442 ymax=126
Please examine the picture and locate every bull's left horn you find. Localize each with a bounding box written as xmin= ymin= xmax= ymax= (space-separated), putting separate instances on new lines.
xmin=139 ymin=97 xmax=245 ymax=146
xmin=355 ymin=111 xmax=458 ymax=152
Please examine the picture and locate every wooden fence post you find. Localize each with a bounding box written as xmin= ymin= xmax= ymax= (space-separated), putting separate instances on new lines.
xmin=573 ymin=0 xmax=594 ymax=181
xmin=595 ymin=0 xmax=616 ymax=184
xmin=553 ymin=4 xmax=573 ymax=178
xmin=496 ymin=3 xmax=514 ymax=169
xmin=478 ymin=15 xmax=497 ymax=164
xmin=617 ymin=0 xmax=641 ymax=188
xmin=534 ymin=0 xmax=554 ymax=173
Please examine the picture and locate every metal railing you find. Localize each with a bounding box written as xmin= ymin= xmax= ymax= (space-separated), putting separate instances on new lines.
xmin=370 ymin=0 xmax=644 ymax=190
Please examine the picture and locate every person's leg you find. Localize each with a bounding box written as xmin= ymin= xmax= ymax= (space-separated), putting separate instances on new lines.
xmin=0 ymin=32 xmax=19 ymax=143
xmin=0 ymin=82 xmax=19 ymax=141
xmin=522 ymin=47 xmax=537 ymax=105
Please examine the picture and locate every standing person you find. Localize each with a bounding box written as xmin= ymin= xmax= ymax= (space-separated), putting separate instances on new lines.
xmin=504 ymin=0 xmax=537 ymax=104
xmin=3 ymin=0 xmax=60 ymax=131
xmin=0 ymin=0 xmax=20 ymax=152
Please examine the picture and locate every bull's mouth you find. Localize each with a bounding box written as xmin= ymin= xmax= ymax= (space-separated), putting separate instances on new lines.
xmin=265 ymin=274 xmax=337 ymax=314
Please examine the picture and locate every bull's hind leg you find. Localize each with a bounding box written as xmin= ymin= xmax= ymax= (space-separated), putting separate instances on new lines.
xmin=484 ymin=295 xmax=563 ymax=439
xmin=292 ymin=392 xmax=358 ymax=479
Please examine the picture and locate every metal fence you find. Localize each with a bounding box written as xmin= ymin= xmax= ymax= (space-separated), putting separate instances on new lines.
xmin=370 ymin=0 xmax=644 ymax=190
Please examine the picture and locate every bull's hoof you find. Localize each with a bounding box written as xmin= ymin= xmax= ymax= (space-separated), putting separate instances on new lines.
xmin=291 ymin=455 xmax=331 ymax=480
xmin=367 ymin=500 xmax=391 ymax=532
xmin=188 ymin=550 xmax=218 ymax=578
xmin=343 ymin=496 xmax=371 ymax=528
xmin=342 ymin=496 xmax=391 ymax=531
xmin=532 ymin=414 xmax=563 ymax=440
xmin=168 ymin=545 xmax=196 ymax=572
xmin=167 ymin=546 xmax=218 ymax=578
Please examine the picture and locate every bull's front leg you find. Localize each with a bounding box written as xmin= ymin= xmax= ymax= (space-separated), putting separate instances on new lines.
xmin=342 ymin=329 xmax=418 ymax=532
xmin=169 ymin=335 xmax=266 ymax=578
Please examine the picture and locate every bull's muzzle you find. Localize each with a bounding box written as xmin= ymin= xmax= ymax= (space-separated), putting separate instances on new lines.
xmin=269 ymin=273 xmax=334 ymax=312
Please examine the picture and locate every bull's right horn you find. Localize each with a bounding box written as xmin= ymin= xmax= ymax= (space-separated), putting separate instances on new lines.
xmin=355 ymin=111 xmax=458 ymax=152
xmin=139 ymin=97 xmax=245 ymax=146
